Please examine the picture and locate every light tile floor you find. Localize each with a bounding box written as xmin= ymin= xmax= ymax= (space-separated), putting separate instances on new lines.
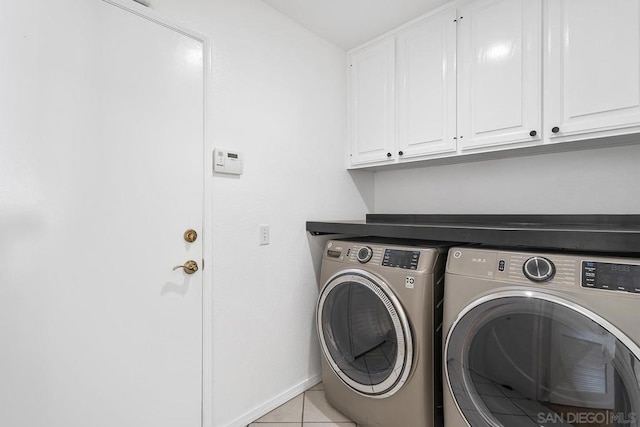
xmin=248 ymin=382 xmax=358 ymax=427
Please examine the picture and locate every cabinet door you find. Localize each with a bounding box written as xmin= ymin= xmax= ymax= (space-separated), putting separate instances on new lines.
xmin=545 ymin=0 xmax=640 ymax=141
xmin=348 ymin=38 xmax=395 ymax=166
xmin=397 ymin=8 xmax=457 ymax=159
xmin=458 ymin=0 xmax=541 ymax=151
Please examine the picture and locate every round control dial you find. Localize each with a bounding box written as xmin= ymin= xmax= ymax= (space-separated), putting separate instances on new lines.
xmin=523 ymin=257 xmax=555 ymax=282
xmin=357 ymin=246 xmax=373 ymax=263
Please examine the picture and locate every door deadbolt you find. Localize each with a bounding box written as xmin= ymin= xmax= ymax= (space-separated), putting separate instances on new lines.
xmin=184 ymin=229 xmax=198 ymax=243
xmin=173 ymin=260 xmax=199 ymax=274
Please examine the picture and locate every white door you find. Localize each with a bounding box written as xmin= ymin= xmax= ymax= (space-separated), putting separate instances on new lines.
xmin=0 ymin=1 xmax=204 ymax=426
xmin=348 ymin=37 xmax=396 ymax=166
xmin=545 ymin=0 xmax=640 ymax=142
xmin=396 ymin=8 xmax=457 ymax=160
xmin=457 ymin=0 xmax=542 ymax=151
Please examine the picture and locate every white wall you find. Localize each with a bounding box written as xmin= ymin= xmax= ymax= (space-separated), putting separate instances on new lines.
xmin=373 ymin=144 xmax=640 ymax=213
xmin=148 ymin=1 xmax=372 ymax=426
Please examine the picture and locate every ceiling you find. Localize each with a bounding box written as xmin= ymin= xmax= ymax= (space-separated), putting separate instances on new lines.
xmin=261 ymin=0 xmax=448 ymax=50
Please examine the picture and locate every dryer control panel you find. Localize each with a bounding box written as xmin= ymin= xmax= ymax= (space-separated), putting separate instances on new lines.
xmin=582 ymin=261 xmax=640 ymax=294
xmin=447 ymin=247 xmax=640 ymax=294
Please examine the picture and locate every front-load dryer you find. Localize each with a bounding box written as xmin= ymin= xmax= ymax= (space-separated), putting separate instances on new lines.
xmin=317 ymin=238 xmax=451 ymax=427
xmin=443 ymin=247 xmax=640 ymax=427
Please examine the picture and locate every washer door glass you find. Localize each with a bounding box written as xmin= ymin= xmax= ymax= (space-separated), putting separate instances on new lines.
xmin=317 ymin=272 xmax=412 ymax=397
xmin=446 ymin=293 xmax=640 ymax=427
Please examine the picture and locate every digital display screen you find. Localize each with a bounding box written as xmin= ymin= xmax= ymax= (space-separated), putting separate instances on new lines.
xmin=227 ymin=153 xmax=238 ymax=159
xmin=582 ymin=261 xmax=640 ymax=293
xmin=382 ymin=250 xmax=420 ymax=270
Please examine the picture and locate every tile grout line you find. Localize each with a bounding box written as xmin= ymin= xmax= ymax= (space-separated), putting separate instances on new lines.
xmin=301 ymin=389 xmax=306 ymax=426
xmin=251 ymin=384 xmax=358 ymax=426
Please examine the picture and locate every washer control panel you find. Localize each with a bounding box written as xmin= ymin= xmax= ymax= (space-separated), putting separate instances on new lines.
xmin=582 ymin=261 xmax=640 ymax=293
xmin=324 ymin=240 xmax=432 ymax=271
xmin=382 ymin=249 xmax=420 ymax=270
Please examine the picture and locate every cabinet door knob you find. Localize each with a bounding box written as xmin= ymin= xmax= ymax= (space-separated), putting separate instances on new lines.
xmin=398 ymin=151 xmax=404 ymax=156
xmin=552 ymin=126 xmax=560 ymax=133
xmin=386 ymin=152 xmax=392 ymax=158
xmin=529 ymin=130 xmax=537 ymax=137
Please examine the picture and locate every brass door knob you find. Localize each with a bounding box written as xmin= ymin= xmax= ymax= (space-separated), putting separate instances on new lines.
xmin=173 ymin=260 xmax=199 ymax=274
xmin=184 ymin=229 xmax=198 ymax=243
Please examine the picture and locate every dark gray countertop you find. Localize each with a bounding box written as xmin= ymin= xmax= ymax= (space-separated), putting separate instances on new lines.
xmin=306 ymin=214 xmax=640 ymax=255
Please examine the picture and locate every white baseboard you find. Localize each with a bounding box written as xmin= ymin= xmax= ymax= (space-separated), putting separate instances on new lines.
xmin=225 ymin=373 xmax=322 ymax=427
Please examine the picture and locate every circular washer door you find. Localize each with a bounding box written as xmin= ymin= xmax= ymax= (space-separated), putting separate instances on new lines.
xmin=445 ymin=291 xmax=640 ymax=427
xmin=317 ymin=270 xmax=413 ymax=398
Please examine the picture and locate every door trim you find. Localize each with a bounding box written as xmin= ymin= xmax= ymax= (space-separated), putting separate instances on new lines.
xmin=100 ymin=1 xmax=213 ymax=426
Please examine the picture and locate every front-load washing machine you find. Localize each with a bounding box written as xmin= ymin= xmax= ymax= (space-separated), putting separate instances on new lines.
xmin=443 ymin=247 xmax=640 ymax=427
xmin=317 ymin=238 xmax=451 ymax=427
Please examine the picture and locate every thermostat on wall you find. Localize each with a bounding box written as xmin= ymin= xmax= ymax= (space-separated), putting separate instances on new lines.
xmin=213 ymin=148 xmax=244 ymax=175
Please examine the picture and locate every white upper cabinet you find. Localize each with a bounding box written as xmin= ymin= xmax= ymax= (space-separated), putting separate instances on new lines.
xmin=545 ymin=0 xmax=640 ymax=142
xmin=457 ymin=0 xmax=542 ymax=151
xmin=346 ymin=0 xmax=640 ymax=169
xmin=396 ymin=8 xmax=457 ymax=159
xmin=348 ymin=37 xmax=396 ymax=166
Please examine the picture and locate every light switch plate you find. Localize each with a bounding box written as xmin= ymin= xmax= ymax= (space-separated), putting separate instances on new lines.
xmin=259 ymin=225 xmax=269 ymax=245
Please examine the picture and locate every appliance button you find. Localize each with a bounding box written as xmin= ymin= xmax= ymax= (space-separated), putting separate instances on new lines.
xmin=357 ymin=246 xmax=374 ymax=264
xmin=523 ymin=257 xmax=556 ymax=282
